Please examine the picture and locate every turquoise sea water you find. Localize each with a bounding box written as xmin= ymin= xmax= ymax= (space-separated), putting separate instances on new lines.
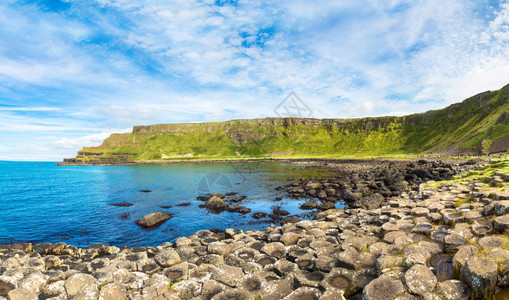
xmin=0 ymin=161 xmax=335 ymax=247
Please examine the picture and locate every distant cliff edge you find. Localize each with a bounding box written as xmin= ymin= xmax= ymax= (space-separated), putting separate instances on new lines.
xmin=62 ymin=84 xmax=509 ymax=165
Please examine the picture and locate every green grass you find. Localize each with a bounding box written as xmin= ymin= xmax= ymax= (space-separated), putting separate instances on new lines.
xmin=73 ymin=84 xmax=509 ymax=163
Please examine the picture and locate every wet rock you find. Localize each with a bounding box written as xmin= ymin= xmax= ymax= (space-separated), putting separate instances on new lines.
xmin=227 ymin=205 xmax=251 ymax=214
xmin=252 ymin=212 xmax=267 ymax=219
xmin=110 ymin=202 xmax=134 ymax=207
xmin=281 ymin=216 xmax=301 ymax=225
xmin=404 ymin=264 xmax=437 ymax=296
xmin=435 ymin=280 xmax=471 ymax=300
xmin=301 ymin=201 xmax=318 ymax=210
xmin=460 ymin=257 xmax=498 ymax=297
xmin=135 ymin=212 xmax=172 ymax=228
xmin=363 ymin=277 xmax=406 ymax=300
xmin=206 ymin=196 xmax=229 ymax=211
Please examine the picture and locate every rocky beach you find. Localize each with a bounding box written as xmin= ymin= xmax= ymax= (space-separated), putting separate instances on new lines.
xmin=1 ymin=158 xmax=508 ymax=300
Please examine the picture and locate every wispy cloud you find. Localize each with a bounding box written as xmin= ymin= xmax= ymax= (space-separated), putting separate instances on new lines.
xmin=0 ymin=0 xmax=508 ymax=160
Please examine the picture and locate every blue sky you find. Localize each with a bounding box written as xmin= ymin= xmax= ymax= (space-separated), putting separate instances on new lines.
xmin=1 ymin=0 xmax=509 ymax=160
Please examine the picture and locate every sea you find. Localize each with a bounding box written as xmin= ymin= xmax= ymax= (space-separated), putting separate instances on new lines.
xmin=0 ymin=161 xmax=339 ymax=247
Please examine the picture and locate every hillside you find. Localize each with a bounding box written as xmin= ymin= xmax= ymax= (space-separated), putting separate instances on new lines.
xmin=64 ymin=84 xmax=509 ymax=164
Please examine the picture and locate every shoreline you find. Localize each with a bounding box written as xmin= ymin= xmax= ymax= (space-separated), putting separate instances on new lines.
xmin=2 ymin=157 xmax=508 ymax=299
xmin=56 ymin=155 xmax=476 ymax=167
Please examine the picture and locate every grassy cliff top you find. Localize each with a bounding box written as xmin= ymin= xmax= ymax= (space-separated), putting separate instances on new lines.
xmin=69 ymin=84 xmax=509 ymax=164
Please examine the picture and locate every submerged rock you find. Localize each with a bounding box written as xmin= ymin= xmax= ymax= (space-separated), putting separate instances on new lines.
xmin=205 ymin=196 xmax=228 ymax=211
xmin=135 ymin=212 xmax=172 ymax=228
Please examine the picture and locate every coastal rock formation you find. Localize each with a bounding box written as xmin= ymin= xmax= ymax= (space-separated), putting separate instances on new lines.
xmin=2 ymin=159 xmax=509 ymax=299
xmin=135 ymin=212 xmax=172 ymax=228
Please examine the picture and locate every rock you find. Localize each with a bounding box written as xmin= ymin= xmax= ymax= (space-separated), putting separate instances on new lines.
xmin=362 ymin=277 xmax=406 ymax=300
xmin=494 ymin=200 xmax=509 ymax=215
xmin=260 ymin=242 xmax=286 ymax=258
xmin=444 ymin=234 xmax=465 ymax=252
xmin=452 ymin=245 xmax=479 ymax=279
xmin=0 ymin=280 xmax=15 ymax=297
xmin=431 ymin=254 xmax=453 ymax=282
xmin=98 ymin=283 xmax=128 ymax=300
xmin=281 ymin=216 xmax=301 ymax=225
xmin=212 ymin=265 xmax=244 ymax=287
xmin=206 ymin=196 xmax=228 ymax=211
xmin=460 ymin=257 xmax=498 ymax=297
xmin=135 ymin=212 xmax=172 ymax=228
xmin=294 ymin=269 xmax=325 ymax=288
xmin=436 ymin=280 xmax=471 ymax=300
xmin=301 ymin=201 xmax=319 ymax=210
xmin=211 ymin=289 xmax=252 ymax=300
xmin=280 ymin=232 xmax=301 ymax=246
xmin=404 ymin=264 xmax=437 ymax=295
xmin=208 ymin=242 xmax=233 ymax=256
xmin=260 ymin=278 xmax=294 ymax=299
xmin=252 ymin=212 xmax=267 ymax=219
xmin=494 ymin=214 xmax=509 ymax=232
xmin=238 ymin=274 xmax=267 ymax=294
xmin=154 ymin=248 xmax=181 ymax=267
xmin=283 ymin=286 xmax=322 ymax=300
xmin=320 ymin=268 xmax=356 ymax=297
xmin=478 ymin=236 xmax=503 ymax=249
xmin=110 ymin=202 xmax=134 ymax=207
xmin=7 ymin=288 xmax=37 ymax=300
xmin=64 ymin=273 xmax=97 ymax=297
xmin=227 ymin=205 xmax=251 ymax=214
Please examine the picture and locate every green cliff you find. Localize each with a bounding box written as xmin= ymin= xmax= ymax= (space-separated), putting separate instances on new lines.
xmin=67 ymin=84 xmax=509 ymax=164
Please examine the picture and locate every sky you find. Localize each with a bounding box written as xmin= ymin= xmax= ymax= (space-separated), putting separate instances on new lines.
xmin=1 ymin=0 xmax=509 ymax=161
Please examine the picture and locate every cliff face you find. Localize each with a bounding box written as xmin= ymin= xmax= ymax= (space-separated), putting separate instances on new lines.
xmin=67 ymin=84 xmax=509 ymax=164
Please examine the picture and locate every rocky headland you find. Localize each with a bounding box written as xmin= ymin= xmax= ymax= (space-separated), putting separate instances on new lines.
xmin=1 ymin=158 xmax=509 ymax=299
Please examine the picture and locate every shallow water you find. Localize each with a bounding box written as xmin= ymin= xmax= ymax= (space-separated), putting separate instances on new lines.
xmin=0 ymin=161 xmax=337 ymax=247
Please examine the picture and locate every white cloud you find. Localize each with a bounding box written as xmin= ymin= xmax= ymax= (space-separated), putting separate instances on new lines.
xmin=1 ymin=0 xmax=509 ymax=160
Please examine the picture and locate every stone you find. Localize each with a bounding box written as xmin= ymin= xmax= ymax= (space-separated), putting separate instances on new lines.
xmin=211 ymin=289 xmax=251 ymax=300
xmin=319 ymin=289 xmax=346 ymax=300
xmin=494 ymin=214 xmax=509 ymax=232
xmin=376 ymin=255 xmax=403 ymax=274
xmin=18 ymin=272 xmax=48 ymax=293
xmin=431 ymin=254 xmax=453 ymax=282
xmin=280 ymin=232 xmax=301 ymax=246
xmin=494 ymin=200 xmax=509 ymax=215
xmin=208 ymin=242 xmax=233 ymax=256
xmin=436 ymin=280 xmax=471 ymax=300
xmin=320 ymin=268 xmax=356 ymax=297
xmin=135 ymin=212 xmax=172 ymax=227
xmin=404 ymin=264 xmax=437 ymax=296
xmin=260 ymin=242 xmax=286 ymax=258
xmin=444 ymin=234 xmax=465 ymax=252
xmin=460 ymin=257 xmax=498 ymax=297
xmin=238 ymin=274 xmax=267 ymax=294
xmin=206 ymin=196 xmax=228 ymax=211
xmin=283 ymin=286 xmax=321 ymax=300
xmin=7 ymin=288 xmax=37 ymax=300
xmin=163 ymin=262 xmax=189 ymax=282
xmin=478 ymin=236 xmax=504 ymax=249
xmin=64 ymin=273 xmax=97 ymax=297
xmin=154 ymin=248 xmax=181 ymax=267
xmin=98 ymin=283 xmax=128 ymax=300
xmin=294 ymin=269 xmax=325 ymax=288
xmin=260 ymin=278 xmax=293 ymax=299
xmin=362 ymin=277 xmax=406 ymax=300
xmin=211 ymin=265 xmax=244 ymax=287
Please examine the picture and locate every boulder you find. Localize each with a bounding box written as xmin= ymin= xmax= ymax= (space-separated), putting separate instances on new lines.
xmin=154 ymin=248 xmax=181 ymax=268
xmin=436 ymin=280 xmax=471 ymax=300
xmin=460 ymin=257 xmax=498 ymax=297
xmin=362 ymin=277 xmax=406 ymax=300
xmin=135 ymin=212 xmax=172 ymax=228
xmin=206 ymin=196 xmax=228 ymax=211
xmin=403 ymin=264 xmax=437 ymax=295
xmin=494 ymin=214 xmax=509 ymax=232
